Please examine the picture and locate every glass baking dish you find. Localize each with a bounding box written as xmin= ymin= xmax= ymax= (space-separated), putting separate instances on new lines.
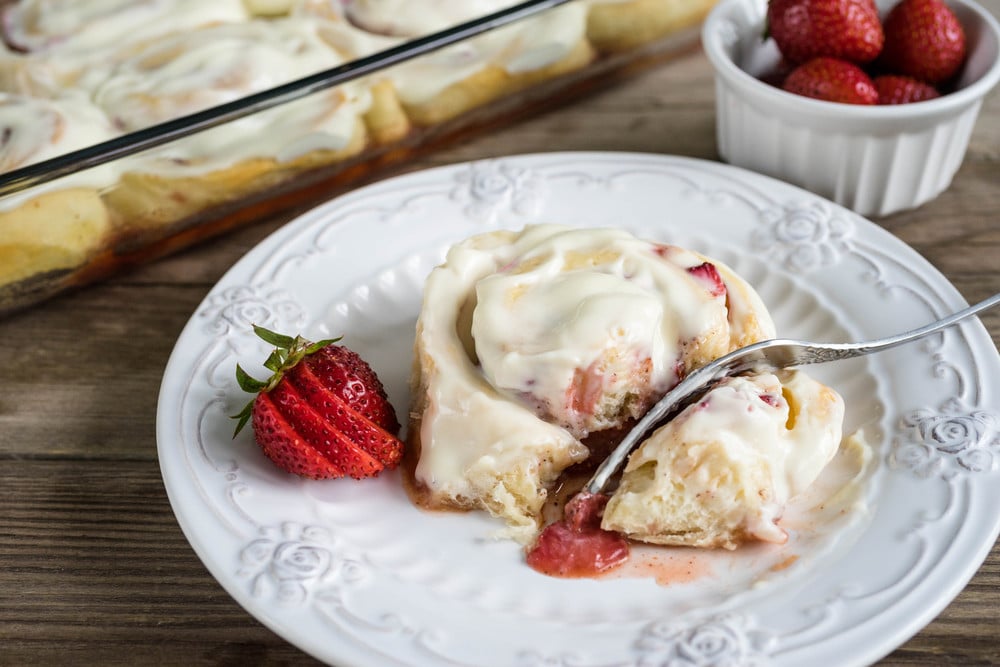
xmin=0 ymin=0 xmax=716 ymax=316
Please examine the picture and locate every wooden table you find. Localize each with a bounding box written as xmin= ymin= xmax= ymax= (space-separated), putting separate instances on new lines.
xmin=2 ymin=7 xmax=998 ymax=665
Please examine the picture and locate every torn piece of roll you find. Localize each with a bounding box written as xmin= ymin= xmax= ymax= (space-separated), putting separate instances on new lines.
xmin=602 ymin=370 xmax=844 ymax=549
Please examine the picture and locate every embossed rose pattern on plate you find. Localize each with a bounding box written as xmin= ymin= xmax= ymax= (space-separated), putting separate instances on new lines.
xmin=157 ymin=153 xmax=1000 ymax=667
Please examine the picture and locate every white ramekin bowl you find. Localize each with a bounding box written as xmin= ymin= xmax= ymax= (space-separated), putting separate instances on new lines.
xmin=702 ymin=0 xmax=1000 ymax=217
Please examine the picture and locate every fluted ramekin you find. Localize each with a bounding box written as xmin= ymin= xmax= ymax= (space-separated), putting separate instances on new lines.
xmin=702 ymin=0 xmax=1000 ymax=217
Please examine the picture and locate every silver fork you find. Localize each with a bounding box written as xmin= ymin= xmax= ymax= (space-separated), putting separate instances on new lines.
xmin=583 ymin=291 xmax=1000 ymax=496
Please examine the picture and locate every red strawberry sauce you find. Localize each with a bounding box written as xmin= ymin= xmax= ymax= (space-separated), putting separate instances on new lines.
xmin=526 ymin=492 xmax=629 ymax=577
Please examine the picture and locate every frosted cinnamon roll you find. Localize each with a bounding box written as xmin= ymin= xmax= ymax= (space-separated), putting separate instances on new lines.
xmin=469 ymin=226 xmax=774 ymax=438
xmin=89 ymin=19 xmax=365 ymax=135
xmin=0 ymin=93 xmax=116 ymax=286
xmin=602 ymin=370 xmax=844 ymax=549
xmin=92 ymin=18 xmax=371 ymax=228
xmin=407 ymin=225 xmax=776 ymax=540
xmin=295 ymin=0 xmax=595 ymax=126
xmin=0 ymin=0 xmax=250 ymax=55
xmin=0 ymin=0 xmax=251 ymax=95
xmin=341 ymin=0 xmax=510 ymax=35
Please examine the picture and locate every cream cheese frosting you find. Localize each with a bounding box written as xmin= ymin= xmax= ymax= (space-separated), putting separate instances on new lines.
xmin=0 ymin=91 xmax=119 ymax=209
xmin=1 ymin=0 xmax=250 ymax=55
xmin=85 ymin=19 xmax=371 ymax=173
xmin=343 ymin=0 xmax=522 ymax=37
xmin=409 ymin=224 xmax=781 ymax=540
xmin=293 ymin=0 xmax=589 ymax=105
xmin=470 ymin=225 xmax=773 ymax=437
xmin=602 ymin=370 xmax=845 ymax=548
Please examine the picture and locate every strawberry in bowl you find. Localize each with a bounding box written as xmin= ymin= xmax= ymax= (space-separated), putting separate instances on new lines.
xmin=765 ymin=0 xmax=968 ymax=104
xmin=702 ymin=0 xmax=1000 ymax=215
xmin=766 ymin=0 xmax=885 ymax=65
xmin=880 ymin=0 xmax=968 ymax=84
xmin=232 ymin=325 xmax=403 ymax=480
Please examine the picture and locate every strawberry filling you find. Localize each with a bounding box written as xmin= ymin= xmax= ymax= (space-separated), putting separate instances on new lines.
xmin=685 ymin=262 xmax=727 ymax=298
xmin=526 ymin=492 xmax=629 ymax=578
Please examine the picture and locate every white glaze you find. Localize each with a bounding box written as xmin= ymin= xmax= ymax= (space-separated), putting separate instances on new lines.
xmin=0 ymin=91 xmax=119 ymax=209
xmin=1 ymin=0 xmax=249 ymax=55
xmin=413 ymin=225 xmax=781 ymax=530
xmin=294 ymin=0 xmax=588 ymax=104
xmin=86 ymin=19 xmax=370 ymax=173
xmin=471 ymin=225 xmax=744 ymax=436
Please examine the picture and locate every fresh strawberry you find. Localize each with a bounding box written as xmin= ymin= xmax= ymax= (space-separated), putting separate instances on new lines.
xmin=880 ymin=0 xmax=967 ymax=84
xmin=297 ymin=342 xmax=400 ymax=434
xmin=233 ymin=325 xmax=403 ymax=480
xmin=874 ymin=74 xmax=941 ymax=103
xmin=766 ymin=0 xmax=884 ymax=65
xmin=287 ymin=363 xmax=403 ymax=465
xmin=686 ymin=262 xmax=727 ymax=298
xmin=782 ymin=57 xmax=879 ymax=104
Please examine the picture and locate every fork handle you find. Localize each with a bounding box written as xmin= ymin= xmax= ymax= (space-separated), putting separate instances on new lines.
xmin=852 ymin=291 xmax=1000 ymax=355
xmin=794 ymin=291 xmax=1000 ymax=365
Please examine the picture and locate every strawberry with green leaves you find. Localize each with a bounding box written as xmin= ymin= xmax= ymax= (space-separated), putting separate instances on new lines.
xmin=232 ymin=325 xmax=403 ymax=480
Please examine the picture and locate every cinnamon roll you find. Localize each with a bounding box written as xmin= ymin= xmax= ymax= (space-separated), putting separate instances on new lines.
xmin=406 ymin=225 xmax=784 ymax=541
xmin=92 ymin=18 xmax=371 ymax=229
xmin=0 ymin=92 xmax=115 ymax=286
xmin=1 ymin=0 xmax=249 ymax=54
xmin=295 ymin=0 xmax=595 ymax=127
xmin=0 ymin=0 xmax=251 ymax=96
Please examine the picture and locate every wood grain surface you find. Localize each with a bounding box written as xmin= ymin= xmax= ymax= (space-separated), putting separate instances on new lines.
xmin=1 ymin=3 xmax=999 ymax=664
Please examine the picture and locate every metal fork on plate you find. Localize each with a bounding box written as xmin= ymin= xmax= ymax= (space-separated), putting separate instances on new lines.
xmin=583 ymin=291 xmax=1000 ymax=496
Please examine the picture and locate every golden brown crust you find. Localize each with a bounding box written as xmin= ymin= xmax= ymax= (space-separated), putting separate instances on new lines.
xmin=104 ymin=118 xmax=368 ymax=230
xmin=586 ymin=0 xmax=718 ymax=53
xmin=363 ymin=78 xmax=412 ymax=144
xmin=0 ymin=188 xmax=111 ymax=286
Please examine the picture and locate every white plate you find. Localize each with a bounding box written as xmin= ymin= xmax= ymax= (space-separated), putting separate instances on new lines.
xmin=157 ymin=152 xmax=1000 ymax=667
